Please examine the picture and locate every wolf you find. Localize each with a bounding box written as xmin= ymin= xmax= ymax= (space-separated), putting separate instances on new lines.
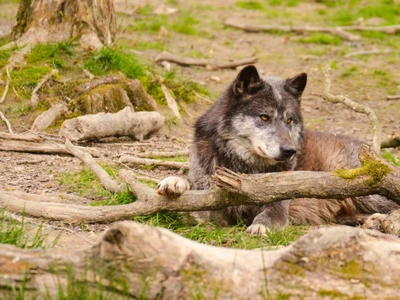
xmin=156 ymin=65 xmax=399 ymax=234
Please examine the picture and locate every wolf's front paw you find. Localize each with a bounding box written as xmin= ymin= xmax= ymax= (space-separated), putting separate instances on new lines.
xmin=156 ymin=176 xmax=190 ymax=197
xmin=246 ymin=224 xmax=269 ymax=235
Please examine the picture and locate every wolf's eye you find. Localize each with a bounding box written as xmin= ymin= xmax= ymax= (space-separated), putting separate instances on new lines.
xmin=286 ymin=118 xmax=293 ymax=124
xmin=260 ymin=114 xmax=269 ymax=121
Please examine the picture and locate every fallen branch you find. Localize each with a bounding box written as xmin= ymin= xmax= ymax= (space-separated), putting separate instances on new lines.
xmin=161 ymin=84 xmax=182 ymax=120
xmin=0 ymin=146 xmax=399 ymax=223
xmin=386 ymin=95 xmax=400 ymax=101
xmin=223 ymin=19 xmax=361 ymax=41
xmin=0 ymin=132 xmax=44 ymax=142
xmin=31 ymin=103 xmax=67 ymax=132
xmin=155 ymin=51 xmax=257 ymax=69
xmin=313 ymin=66 xmax=382 ymax=153
xmin=0 ymin=110 xmax=14 ymax=133
xmin=135 ymin=149 xmax=190 ymax=158
xmin=0 ymin=139 xmax=100 ymax=157
xmin=0 ymin=65 xmax=11 ymax=103
xmin=30 ymin=69 xmax=58 ymax=107
xmin=1 ymin=221 xmax=400 ymax=298
xmin=118 ymin=156 xmax=189 ymax=170
xmin=64 ymin=138 xmax=122 ymax=193
xmin=59 ymin=107 xmax=165 ymax=142
xmin=381 ymin=136 xmax=400 ymax=149
xmin=344 ymin=48 xmax=392 ymax=58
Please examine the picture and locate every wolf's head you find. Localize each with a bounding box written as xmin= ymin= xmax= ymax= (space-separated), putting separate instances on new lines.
xmin=219 ymin=65 xmax=307 ymax=165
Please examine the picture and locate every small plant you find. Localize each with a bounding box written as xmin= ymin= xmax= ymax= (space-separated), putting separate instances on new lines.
xmin=299 ymin=33 xmax=342 ymax=45
xmin=236 ymin=1 xmax=264 ymax=10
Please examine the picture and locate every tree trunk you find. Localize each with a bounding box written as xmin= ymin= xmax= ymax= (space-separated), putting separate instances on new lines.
xmin=11 ymin=0 xmax=116 ymax=48
xmin=1 ymin=221 xmax=400 ymax=299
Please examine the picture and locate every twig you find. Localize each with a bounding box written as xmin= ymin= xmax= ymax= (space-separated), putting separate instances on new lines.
xmin=312 ymin=66 xmax=382 ymax=153
xmin=0 ymin=110 xmax=14 ymax=133
xmin=31 ymin=69 xmax=58 ymax=107
xmin=64 ymin=138 xmax=122 ymax=193
xmin=161 ymin=84 xmax=182 ymax=120
xmin=135 ymin=150 xmax=190 ymax=158
xmin=118 ymin=155 xmax=189 ymax=170
xmin=223 ymin=19 xmax=361 ymax=41
xmin=386 ymin=95 xmax=400 ymax=101
xmin=344 ymin=49 xmax=392 ymax=58
xmin=155 ymin=51 xmax=257 ymax=69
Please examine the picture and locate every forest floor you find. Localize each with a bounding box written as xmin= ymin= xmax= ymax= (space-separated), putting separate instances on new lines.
xmin=0 ymin=0 xmax=399 ymax=253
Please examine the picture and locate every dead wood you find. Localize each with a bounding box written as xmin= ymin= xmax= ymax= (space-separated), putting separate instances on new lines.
xmin=344 ymin=48 xmax=392 ymax=58
xmin=386 ymin=95 xmax=400 ymax=101
xmin=161 ymin=84 xmax=182 ymax=120
xmin=155 ymin=51 xmax=257 ymax=69
xmin=313 ymin=66 xmax=382 ymax=153
xmin=118 ymin=156 xmax=189 ymax=170
xmin=31 ymin=103 xmax=67 ymax=132
xmin=1 ymin=221 xmax=400 ymax=299
xmin=30 ymin=69 xmax=58 ymax=107
xmin=223 ymin=19 xmax=361 ymax=41
xmin=77 ymin=74 xmax=125 ymax=94
xmin=65 ymin=138 xmax=122 ymax=193
xmin=1 ymin=146 xmax=399 ymax=223
xmin=0 ymin=110 xmax=14 ymax=133
xmin=59 ymin=107 xmax=165 ymax=142
xmin=0 ymin=132 xmax=44 ymax=142
xmin=381 ymin=209 xmax=400 ymax=236
xmin=0 ymin=139 xmax=100 ymax=157
xmin=135 ymin=150 xmax=190 ymax=158
xmin=381 ymin=136 xmax=400 ymax=149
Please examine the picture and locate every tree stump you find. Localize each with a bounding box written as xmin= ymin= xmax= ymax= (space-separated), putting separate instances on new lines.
xmin=11 ymin=0 xmax=116 ymax=49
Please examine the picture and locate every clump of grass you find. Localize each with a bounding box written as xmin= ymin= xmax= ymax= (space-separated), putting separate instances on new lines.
xmin=133 ymin=213 xmax=307 ymax=249
xmin=299 ymin=33 xmax=342 ymax=45
xmin=84 ymin=47 xmax=146 ymax=79
xmin=236 ymin=1 xmax=264 ymax=10
xmin=371 ymin=69 xmax=398 ymax=94
xmin=171 ymin=15 xmax=199 ymax=35
xmin=381 ymin=151 xmax=400 ymax=167
xmin=10 ymin=65 xmax=52 ymax=98
xmin=0 ymin=210 xmax=58 ymax=248
xmin=340 ymin=65 xmax=358 ymax=78
xmin=27 ymin=40 xmax=75 ymax=69
xmin=267 ymin=0 xmax=299 ymax=6
xmin=0 ymin=45 xmax=17 ymax=69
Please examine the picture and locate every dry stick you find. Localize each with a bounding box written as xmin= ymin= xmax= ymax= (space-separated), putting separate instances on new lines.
xmin=0 ymin=65 xmax=11 ymax=103
xmin=344 ymin=49 xmax=392 ymax=58
xmin=386 ymin=95 xmax=400 ymax=101
xmin=223 ymin=19 xmax=361 ymax=41
xmin=64 ymin=138 xmax=122 ymax=193
xmin=135 ymin=149 xmax=190 ymax=158
xmin=0 ymin=111 xmax=14 ymax=133
xmin=313 ymin=66 xmax=382 ymax=153
xmin=155 ymin=51 xmax=257 ymax=69
xmin=0 ymin=132 xmax=43 ymax=142
xmin=118 ymin=155 xmax=189 ymax=170
xmin=161 ymin=84 xmax=182 ymax=120
xmin=0 ymin=146 xmax=399 ymax=223
xmin=381 ymin=137 xmax=400 ymax=149
xmin=31 ymin=69 xmax=58 ymax=107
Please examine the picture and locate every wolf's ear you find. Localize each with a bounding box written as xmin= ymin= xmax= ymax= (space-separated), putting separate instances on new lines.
xmin=285 ymin=73 xmax=307 ymax=98
xmin=233 ymin=65 xmax=263 ymax=95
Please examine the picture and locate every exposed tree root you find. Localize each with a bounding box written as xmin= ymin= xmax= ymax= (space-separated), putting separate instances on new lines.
xmin=344 ymin=48 xmax=392 ymax=58
xmin=155 ymin=51 xmax=257 ymax=69
xmin=0 ymin=110 xmax=14 ymax=133
xmin=313 ymin=66 xmax=382 ymax=153
xmin=31 ymin=103 xmax=67 ymax=132
xmin=0 ymin=221 xmax=400 ymax=298
xmin=381 ymin=136 xmax=400 ymax=149
xmin=77 ymin=74 xmax=125 ymax=94
xmin=30 ymin=69 xmax=58 ymax=107
xmin=118 ymin=156 xmax=189 ymax=170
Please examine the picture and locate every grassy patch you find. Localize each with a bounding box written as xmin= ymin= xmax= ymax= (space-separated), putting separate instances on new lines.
xmin=0 ymin=45 xmax=17 ymax=68
xmin=133 ymin=212 xmax=307 ymax=249
xmin=340 ymin=65 xmax=358 ymax=78
xmin=9 ymin=65 xmax=52 ymax=98
xmin=171 ymin=15 xmax=199 ymax=35
xmin=299 ymin=33 xmax=342 ymax=45
xmin=267 ymin=0 xmax=299 ymax=6
xmin=381 ymin=151 xmax=400 ymax=167
xmin=0 ymin=210 xmax=58 ymax=249
xmin=27 ymin=40 xmax=75 ymax=69
xmin=236 ymin=1 xmax=264 ymax=10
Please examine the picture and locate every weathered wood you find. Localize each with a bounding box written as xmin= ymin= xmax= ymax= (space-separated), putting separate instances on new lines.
xmin=31 ymin=103 xmax=67 ymax=132
xmin=118 ymin=156 xmax=189 ymax=169
xmin=59 ymin=107 xmax=165 ymax=142
xmin=0 ymin=221 xmax=400 ymax=299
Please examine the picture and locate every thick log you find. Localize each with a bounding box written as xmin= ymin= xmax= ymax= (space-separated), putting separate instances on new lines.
xmin=0 ymin=221 xmax=400 ymax=299
xmin=59 ymin=107 xmax=165 ymax=142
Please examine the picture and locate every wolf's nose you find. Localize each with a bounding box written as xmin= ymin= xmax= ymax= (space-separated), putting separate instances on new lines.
xmin=280 ymin=146 xmax=296 ymax=159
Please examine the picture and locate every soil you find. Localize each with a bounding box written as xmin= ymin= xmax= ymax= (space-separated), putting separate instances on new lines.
xmin=0 ymin=0 xmax=399 ymax=250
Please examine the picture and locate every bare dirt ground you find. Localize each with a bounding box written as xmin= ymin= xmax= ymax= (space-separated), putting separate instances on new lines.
xmin=0 ymin=0 xmax=399 ymax=249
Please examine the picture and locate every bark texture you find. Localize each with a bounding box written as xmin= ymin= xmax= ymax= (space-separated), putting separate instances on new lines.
xmin=59 ymin=107 xmax=165 ymax=142
xmin=1 ymin=221 xmax=400 ymax=299
xmin=11 ymin=0 xmax=116 ymax=48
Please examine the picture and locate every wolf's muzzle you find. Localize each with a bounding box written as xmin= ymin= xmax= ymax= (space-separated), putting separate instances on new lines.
xmin=277 ymin=146 xmax=296 ymax=161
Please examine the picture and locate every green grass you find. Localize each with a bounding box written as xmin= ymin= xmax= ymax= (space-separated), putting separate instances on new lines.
xmin=171 ymin=15 xmax=199 ymax=35
xmin=299 ymin=33 xmax=342 ymax=45
xmin=340 ymin=65 xmax=358 ymax=78
xmin=0 ymin=210 xmax=59 ymax=248
xmin=27 ymin=40 xmax=75 ymax=69
xmin=381 ymin=151 xmax=400 ymax=167
xmin=0 ymin=45 xmax=17 ymax=68
xmin=9 ymin=65 xmax=52 ymax=98
xmin=267 ymin=0 xmax=299 ymax=6
xmin=133 ymin=212 xmax=307 ymax=249
xmin=236 ymin=1 xmax=264 ymax=10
